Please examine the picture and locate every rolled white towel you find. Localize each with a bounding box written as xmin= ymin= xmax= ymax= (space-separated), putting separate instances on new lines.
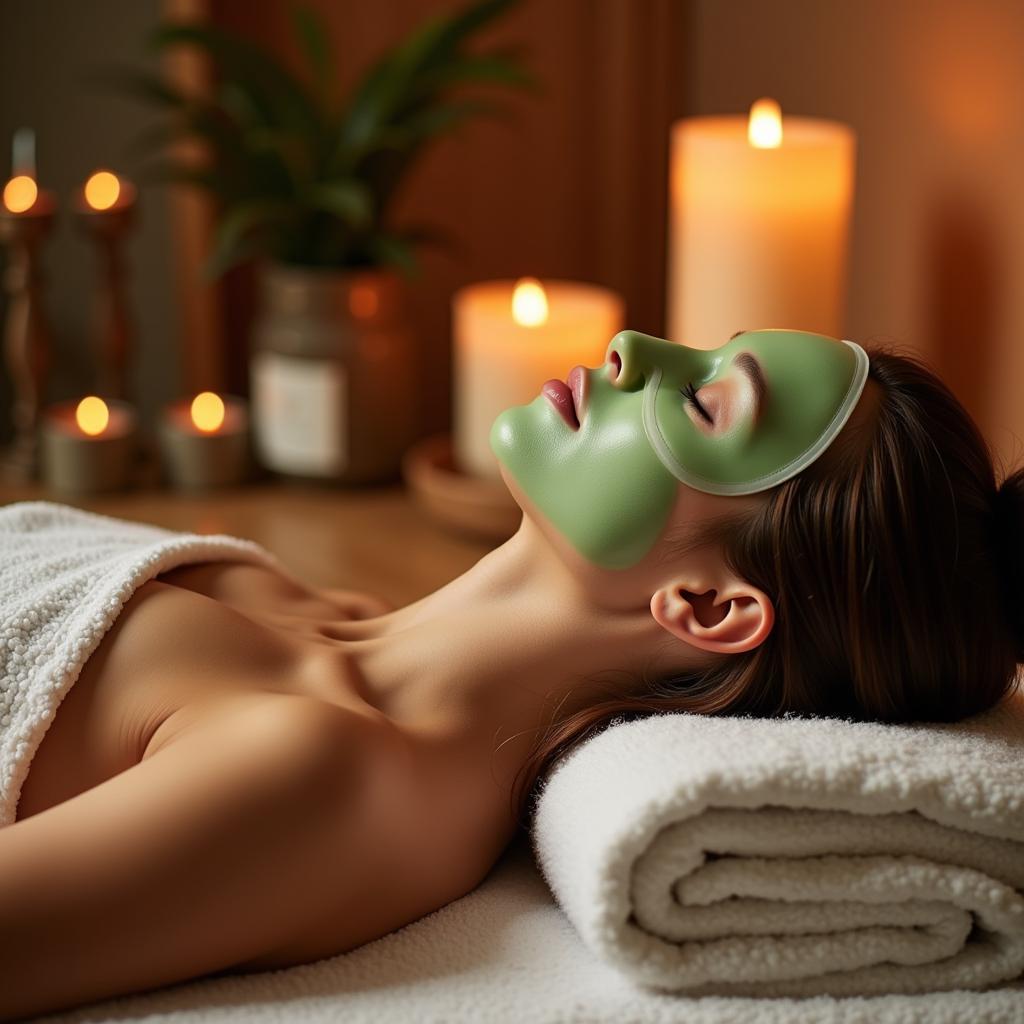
xmin=530 ymin=682 xmax=1024 ymax=997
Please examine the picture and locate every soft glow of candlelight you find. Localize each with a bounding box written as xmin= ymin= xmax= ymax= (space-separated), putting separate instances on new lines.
xmin=668 ymin=110 xmax=855 ymax=346
xmin=748 ymin=98 xmax=783 ymax=149
xmin=3 ymin=174 xmax=38 ymax=213
xmin=84 ymin=170 xmax=121 ymax=211
xmin=454 ymin=279 xmax=624 ymax=478
xmin=511 ymin=278 xmax=549 ymax=327
xmin=75 ymin=396 xmax=110 ymax=436
xmin=190 ymin=391 xmax=226 ymax=433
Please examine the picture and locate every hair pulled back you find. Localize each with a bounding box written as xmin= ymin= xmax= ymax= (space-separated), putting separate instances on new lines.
xmin=510 ymin=346 xmax=1021 ymax=829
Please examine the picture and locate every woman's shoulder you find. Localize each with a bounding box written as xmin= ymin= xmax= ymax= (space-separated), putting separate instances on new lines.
xmin=146 ymin=691 xmax=485 ymax=969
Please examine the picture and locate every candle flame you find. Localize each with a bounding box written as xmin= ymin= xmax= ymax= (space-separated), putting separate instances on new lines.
xmin=748 ymin=98 xmax=783 ymax=148
xmin=76 ymin=396 xmax=110 ymax=436
xmin=3 ymin=175 xmax=37 ymax=213
xmin=84 ymin=170 xmax=121 ymax=211
xmin=511 ymin=278 xmax=549 ymax=327
xmin=191 ymin=391 xmax=225 ymax=433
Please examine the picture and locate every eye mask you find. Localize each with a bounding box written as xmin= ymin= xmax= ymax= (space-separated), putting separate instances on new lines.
xmin=636 ymin=331 xmax=870 ymax=496
xmin=490 ymin=329 xmax=870 ymax=570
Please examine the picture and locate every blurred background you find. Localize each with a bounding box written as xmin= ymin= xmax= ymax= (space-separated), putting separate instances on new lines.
xmin=2 ymin=0 xmax=1023 ymax=504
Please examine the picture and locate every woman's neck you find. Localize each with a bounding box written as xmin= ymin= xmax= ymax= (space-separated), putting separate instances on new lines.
xmin=334 ymin=515 xmax=688 ymax=831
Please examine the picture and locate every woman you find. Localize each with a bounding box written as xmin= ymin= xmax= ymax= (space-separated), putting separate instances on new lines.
xmin=1 ymin=329 xmax=1019 ymax=1019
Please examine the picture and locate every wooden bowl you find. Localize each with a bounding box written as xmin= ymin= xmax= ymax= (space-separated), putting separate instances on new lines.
xmin=402 ymin=434 xmax=522 ymax=543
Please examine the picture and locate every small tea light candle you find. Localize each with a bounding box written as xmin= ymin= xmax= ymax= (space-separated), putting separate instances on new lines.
xmin=41 ymin=396 xmax=137 ymax=493
xmin=160 ymin=392 xmax=250 ymax=490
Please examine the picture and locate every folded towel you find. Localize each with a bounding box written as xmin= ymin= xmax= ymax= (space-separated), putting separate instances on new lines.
xmin=530 ymin=683 xmax=1024 ymax=998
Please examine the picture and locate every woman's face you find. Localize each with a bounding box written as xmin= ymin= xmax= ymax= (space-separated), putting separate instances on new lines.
xmin=490 ymin=329 xmax=868 ymax=570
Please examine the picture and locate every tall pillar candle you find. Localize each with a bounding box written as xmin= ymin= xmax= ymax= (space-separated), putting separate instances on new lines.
xmin=454 ymin=278 xmax=623 ymax=480
xmin=667 ymin=99 xmax=856 ymax=349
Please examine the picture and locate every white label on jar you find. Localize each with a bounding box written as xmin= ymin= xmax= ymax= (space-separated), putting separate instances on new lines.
xmin=251 ymin=353 xmax=347 ymax=476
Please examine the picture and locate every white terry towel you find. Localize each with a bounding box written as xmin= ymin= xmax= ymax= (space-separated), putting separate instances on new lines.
xmin=0 ymin=500 xmax=284 ymax=827
xmin=530 ymin=684 xmax=1024 ymax=998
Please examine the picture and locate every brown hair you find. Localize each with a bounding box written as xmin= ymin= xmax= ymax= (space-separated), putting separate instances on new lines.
xmin=508 ymin=346 xmax=1022 ymax=831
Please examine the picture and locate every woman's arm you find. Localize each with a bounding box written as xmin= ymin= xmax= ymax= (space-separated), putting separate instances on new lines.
xmin=0 ymin=697 xmax=384 ymax=1020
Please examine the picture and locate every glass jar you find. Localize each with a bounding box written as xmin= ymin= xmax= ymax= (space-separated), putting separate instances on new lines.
xmin=250 ymin=263 xmax=418 ymax=484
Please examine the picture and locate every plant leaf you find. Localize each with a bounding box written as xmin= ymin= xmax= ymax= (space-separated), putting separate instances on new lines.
xmin=150 ymin=23 xmax=323 ymax=139
xmin=303 ymin=180 xmax=372 ymax=226
xmin=429 ymin=0 xmax=520 ymax=56
xmin=289 ymin=5 xmax=332 ymax=96
xmin=417 ymin=51 xmax=535 ymax=93
xmin=366 ymin=233 xmax=419 ymax=277
xmin=204 ymin=200 xmax=296 ymax=277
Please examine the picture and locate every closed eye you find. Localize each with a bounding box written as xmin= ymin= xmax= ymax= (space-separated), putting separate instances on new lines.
xmin=680 ymin=381 xmax=713 ymax=425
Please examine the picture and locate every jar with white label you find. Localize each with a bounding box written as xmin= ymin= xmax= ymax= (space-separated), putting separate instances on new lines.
xmin=250 ymin=264 xmax=417 ymax=483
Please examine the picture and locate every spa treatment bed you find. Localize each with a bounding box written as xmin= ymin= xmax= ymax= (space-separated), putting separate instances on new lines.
xmin=3 ymin=502 xmax=1024 ymax=1022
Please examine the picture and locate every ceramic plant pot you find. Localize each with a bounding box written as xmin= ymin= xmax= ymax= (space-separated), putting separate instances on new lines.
xmin=250 ymin=263 xmax=418 ymax=484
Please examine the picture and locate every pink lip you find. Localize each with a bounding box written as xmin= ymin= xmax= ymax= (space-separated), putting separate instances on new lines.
xmin=542 ymin=379 xmax=578 ymax=429
xmin=541 ymin=366 xmax=588 ymax=430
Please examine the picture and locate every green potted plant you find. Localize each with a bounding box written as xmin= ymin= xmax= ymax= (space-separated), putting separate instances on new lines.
xmin=123 ymin=0 xmax=531 ymax=483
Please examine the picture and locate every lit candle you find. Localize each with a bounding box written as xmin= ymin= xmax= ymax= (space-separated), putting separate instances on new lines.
xmin=80 ymin=169 xmax=136 ymax=216
xmin=1 ymin=128 xmax=55 ymax=222
xmin=666 ymin=99 xmax=856 ymax=348
xmin=76 ymin=168 xmax=138 ymax=401
xmin=159 ymin=392 xmax=250 ymax=490
xmin=453 ymin=278 xmax=624 ymax=479
xmin=40 ymin=396 xmax=137 ymax=493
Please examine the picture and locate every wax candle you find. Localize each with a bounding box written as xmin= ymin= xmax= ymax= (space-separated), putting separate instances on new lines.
xmin=453 ymin=278 xmax=624 ymax=479
xmin=159 ymin=392 xmax=250 ymax=490
xmin=666 ymin=99 xmax=856 ymax=348
xmin=41 ymin=396 xmax=137 ymax=493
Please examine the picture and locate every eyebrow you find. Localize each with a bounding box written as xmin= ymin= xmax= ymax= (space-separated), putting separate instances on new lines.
xmin=734 ymin=351 xmax=768 ymax=415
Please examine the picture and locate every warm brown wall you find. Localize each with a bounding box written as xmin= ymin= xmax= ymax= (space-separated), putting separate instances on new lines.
xmin=689 ymin=0 xmax=1024 ymax=469
xmin=204 ymin=0 xmax=688 ymax=437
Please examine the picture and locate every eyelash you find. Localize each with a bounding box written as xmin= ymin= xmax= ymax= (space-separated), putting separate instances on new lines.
xmin=680 ymin=381 xmax=714 ymax=425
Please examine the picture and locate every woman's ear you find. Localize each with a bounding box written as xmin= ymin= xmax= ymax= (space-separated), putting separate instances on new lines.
xmin=650 ymin=578 xmax=774 ymax=654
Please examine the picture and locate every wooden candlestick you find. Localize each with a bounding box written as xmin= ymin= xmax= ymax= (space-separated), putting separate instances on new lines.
xmin=76 ymin=173 xmax=137 ymax=401
xmin=0 ymin=188 xmax=55 ymax=481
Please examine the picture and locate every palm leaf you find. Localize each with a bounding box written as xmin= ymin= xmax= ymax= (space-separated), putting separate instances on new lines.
xmin=204 ymin=200 xmax=296 ymax=277
xmin=366 ymin=232 xmax=418 ymax=277
xmin=289 ymin=5 xmax=332 ymax=97
xmin=303 ymin=180 xmax=372 ymax=225
xmin=150 ymin=24 xmax=323 ymax=138
xmin=112 ymin=0 xmax=529 ymax=275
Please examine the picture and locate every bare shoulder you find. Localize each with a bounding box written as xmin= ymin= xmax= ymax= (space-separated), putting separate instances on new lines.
xmin=0 ymin=694 xmax=417 ymax=1018
xmin=223 ymin=698 xmax=488 ymax=970
xmin=150 ymin=694 xmax=480 ymax=969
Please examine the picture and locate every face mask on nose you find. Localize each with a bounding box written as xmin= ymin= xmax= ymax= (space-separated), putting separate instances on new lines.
xmin=490 ymin=329 xmax=870 ymax=570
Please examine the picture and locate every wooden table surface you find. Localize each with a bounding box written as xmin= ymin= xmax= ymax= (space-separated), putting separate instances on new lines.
xmin=0 ymin=480 xmax=500 ymax=609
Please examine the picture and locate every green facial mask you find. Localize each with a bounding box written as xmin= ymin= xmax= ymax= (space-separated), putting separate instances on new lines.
xmin=490 ymin=329 xmax=869 ymax=570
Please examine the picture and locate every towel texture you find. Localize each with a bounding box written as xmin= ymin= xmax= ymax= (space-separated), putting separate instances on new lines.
xmin=0 ymin=500 xmax=283 ymax=827
xmin=531 ymin=685 xmax=1024 ymax=998
xmin=37 ymin=836 xmax=1024 ymax=1023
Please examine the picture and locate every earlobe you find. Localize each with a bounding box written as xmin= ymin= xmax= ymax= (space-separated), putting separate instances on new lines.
xmin=650 ymin=581 xmax=774 ymax=655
